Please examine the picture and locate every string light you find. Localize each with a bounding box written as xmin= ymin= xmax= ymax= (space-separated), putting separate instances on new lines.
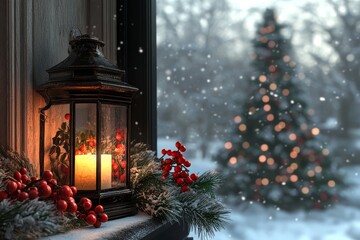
xmin=267 ymin=114 xmax=274 ymax=121
xmin=261 ymin=144 xmax=269 ymax=151
xmin=322 ymin=148 xmax=329 ymax=156
xmin=267 ymin=158 xmax=274 ymax=165
xmin=290 ymin=175 xmax=298 ymax=182
xmin=259 ymin=75 xmax=267 ymax=82
xmin=239 ymin=124 xmax=247 ymax=132
xmin=307 ymin=170 xmax=315 ymax=177
xmin=242 ymin=141 xmax=250 ymax=149
xmin=269 ymin=83 xmax=277 ymax=91
xmin=229 ymin=157 xmax=237 ymax=165
xmin=261 ymin=178 xmax=269 ymax=185
xmin=283 ymin=55 xmax=290 ymax=62
xmin=262 ymin=95 xmax=270 ymax=103
xmin=234 ymin=116 xmax=242 ymax=123
xmin=269 ymin=65 xmax=276 ymax=72
xmin=311 ymin=128 xmax=320 ymax=135
xmin=263 ymin=104 xmax=271 ymax=112
xmin=259 ymin=155 xmax=267 ymax=163
xmin=315 ymin=166 xmax=322 ymax=173
xmin=282 ymin=89 xmax=289 ymax=96
xmin=289 ymin=133 xmax=297 ymax=141
xmin=224 ymin=142 xmax=233 ymax=149
xmin=301 ymin=187 xmax=309 ymax=194
xmin=328 ymin=180 xmax=336 ymax=188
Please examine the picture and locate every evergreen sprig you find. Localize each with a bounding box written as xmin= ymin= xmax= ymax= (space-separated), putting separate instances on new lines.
xmin=0 ymin=199 xmax=67 ymax=240
xmin=130 ymin=143 xmax=229 ymax=239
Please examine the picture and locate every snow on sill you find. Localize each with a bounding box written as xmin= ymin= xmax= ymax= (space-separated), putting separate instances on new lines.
xmin=41 ymin=212 xmax=162 ymax=240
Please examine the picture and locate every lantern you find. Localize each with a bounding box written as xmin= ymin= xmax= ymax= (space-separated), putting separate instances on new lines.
xmin=38 ymin=34 xmax=138 ymax=219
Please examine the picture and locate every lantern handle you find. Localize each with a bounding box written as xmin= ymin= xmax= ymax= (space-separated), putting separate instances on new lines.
xmin=68 ymin=27 xmax=82 ymax=54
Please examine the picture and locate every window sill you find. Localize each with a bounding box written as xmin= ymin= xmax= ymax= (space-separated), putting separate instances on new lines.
xmin=41 ymin=212 xmax=190 ymax=240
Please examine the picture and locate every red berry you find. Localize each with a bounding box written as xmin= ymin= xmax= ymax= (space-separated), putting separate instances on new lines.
xmin=70 ymin=186 xmax=77 ymax=195
xmin=42 ymin=170 xmax=53 ymax=181
xmin=95 ymin=205 xmax=104 ymax=214
xmin=61 ymin=185 xmax=73 ymax=198
xmin=75 ymin=150 xmax=81 ymax=155
xmin=99 ymin=213 xmax=108 ymax=222
xmin=175 ymin=141 xmax=182 ymax=149
xmin=164 ymin=165 xmax=172 ymax=172
xmin=67 ymin=201 xmax=78 ymax=213
xmin=13 ymin=171 xmax=22 ymax=181
xmin=120 ymin=161 xmax=127 ymax=169
xmin=180 ymin=171 xmax=189 ymax=178
xmin=93 ymin=220 xmax=102 ymax=228
xmin=83 ymin=201 xmax=92 ymax=211
xmin=21 ymin=174 xmax=29 ymax=183
xmin=38 ymin=180 xmax=48 ymax=187
xmin=49 ymin=178 xmax=58 ymax=185
xmin=115 ymin=133 xmax=122 ymax=141
xmin=6 ymin=181 xmax=18 ymax=194
xmin=120 ymin=173 xmax=126 ymax=183
xmin=39 ymin=184 xmax=52 ymax=198
xmin=184 ymin=161 xmax=191 ymax=167
xmin=174 ymin=166 xmax=182 ymax=172
xmin=31 ymin=176 xmax=38 ymax=182
xmin=166 ymin=150 xmax=172 ymax=155
xmin=17 ymin=192 xmax=29 ymax=202
xmin=79 ymin=145 xmax=86 ymax=152
xmin=79 ymin=197 xmax=91 ymax=205
xmin=0 ymin=190 xmax=9 ymax=201
xmin=190 ymin=173 xmax=199 ymax=181
xmin=64 ymin=113 xmax=70 ymax=120
xmin=176 ymin=178 xmax=185 ymax=185
xmin=178 ymin=157 xmax=185 ymax=164
xmin=161 ymin=149 xmax=167 ymax=155
xmin=20 ymin=168 xmax=27 ymax=175
xmin=112 ymin=162 xmax=119 ymax=171
xmin=179 ymin=145 xmax=186 ymax=152
xmin=185 ymin=177 xmax=194 ymax=184
xmin=173 ymin=172 xmax=180 ymax=179
xmin=181 ymin=185 xmax=190 ymax=192
xmin=85 ymin=214 xmax=97 ymax=225
xmin=56 ymin=199 xmax=68 ymax=212
xmin=160 ymin=176 xmax=166 ymax=181
xmin=28 ymin=189 xmax=39 ymax=199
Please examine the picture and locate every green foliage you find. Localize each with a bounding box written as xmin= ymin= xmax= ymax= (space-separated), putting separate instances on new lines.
xmin=0 ymin=199 xmax=67 ymax=240
xmin=130 ymin=143 xmax=229 ymax=239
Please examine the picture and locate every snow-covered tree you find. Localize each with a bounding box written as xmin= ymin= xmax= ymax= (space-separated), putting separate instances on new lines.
xmin=215 ymin=9 xmax=343 ymax=210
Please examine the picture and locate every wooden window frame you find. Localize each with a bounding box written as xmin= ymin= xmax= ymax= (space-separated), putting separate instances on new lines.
xmin=118 ymin=0 xmax=157 ymax=151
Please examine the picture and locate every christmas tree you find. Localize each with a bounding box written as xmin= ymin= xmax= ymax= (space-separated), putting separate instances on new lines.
xmin=215 ymin=9 xmax=343 ymax=210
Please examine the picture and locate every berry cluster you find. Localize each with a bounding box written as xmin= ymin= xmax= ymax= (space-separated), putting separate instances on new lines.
xmin=112 ymin=128 xmax=127 ymax=183
xmin=0 ymin=168 xmax=108 ymax=228
xmin=160 ymin=142 xmax=199 ymax=192
xmin=77 ymin=197 xmax=109 ymax=228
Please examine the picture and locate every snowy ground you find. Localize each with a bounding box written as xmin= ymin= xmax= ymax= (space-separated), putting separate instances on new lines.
xmin=157 ymin=138 xmax=360 ymax=240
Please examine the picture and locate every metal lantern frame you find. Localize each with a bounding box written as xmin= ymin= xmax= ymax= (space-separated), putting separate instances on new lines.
xmin=38 ymin=34 xmax=138 ymax=219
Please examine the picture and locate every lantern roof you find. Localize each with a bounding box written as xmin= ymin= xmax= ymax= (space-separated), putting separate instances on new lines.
xmin=38 ymin=34 xmax=137 ymax=99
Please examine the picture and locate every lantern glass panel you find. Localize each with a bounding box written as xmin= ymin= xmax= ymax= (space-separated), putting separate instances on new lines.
xmin=44 ymin=104 xmax=71 ymax=186
xmin=101 ymin=104 xmax=128 ymax=189
xmin=74 ymin=103 xmax=103 ymax=190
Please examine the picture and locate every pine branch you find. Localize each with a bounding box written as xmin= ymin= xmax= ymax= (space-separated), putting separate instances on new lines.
xmin=0 ymin=199 xmax=67 ymax=240
xmin=0 ymin=146 xmax=36 ymax=177
xmin=178 ymin=191 xmax=230 ymax=240
xmin=191 ymin=170 xmax=223 ymax=197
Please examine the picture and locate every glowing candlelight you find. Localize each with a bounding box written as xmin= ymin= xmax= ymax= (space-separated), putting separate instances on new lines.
xmin=75 ymin=154 xmax=112 ymax=190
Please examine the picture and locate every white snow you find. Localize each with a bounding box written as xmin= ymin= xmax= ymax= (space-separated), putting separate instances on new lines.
xmin=158 ymin=138 xmax=360 ymax=240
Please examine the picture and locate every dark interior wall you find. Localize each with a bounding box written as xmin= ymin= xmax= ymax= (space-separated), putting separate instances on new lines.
xmin=0 ymin=1 xmax=8 ymax=147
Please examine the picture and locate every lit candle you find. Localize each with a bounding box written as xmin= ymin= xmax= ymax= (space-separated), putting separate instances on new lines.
xmin=75 ymin=154 xmax=112 ymax=190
